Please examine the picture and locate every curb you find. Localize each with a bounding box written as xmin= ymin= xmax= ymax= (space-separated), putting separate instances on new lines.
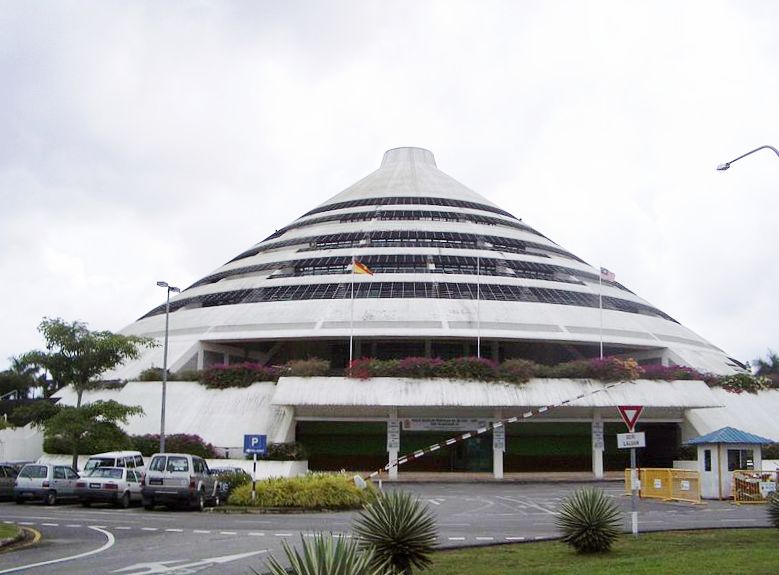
xmin=0 ymin=526 xmax=39 ymax=553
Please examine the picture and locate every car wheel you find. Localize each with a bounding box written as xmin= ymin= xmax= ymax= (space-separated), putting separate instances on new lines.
xmin=45 ymin=490 xmax=57 ymax=506
xmin=194 ymin=490 xmax=205 ymax=512
xmin=143 ymin=498 xmax=155 ymax=511
xmin=118 ymin=492 xmax=131 ymax=509
xmin=15 ymin=497 xmax=24 ymax=505
xmin=81 ymin=501 xmax=91 ymax=507
xmin=213 ymin=493 xmax=221 ymax=507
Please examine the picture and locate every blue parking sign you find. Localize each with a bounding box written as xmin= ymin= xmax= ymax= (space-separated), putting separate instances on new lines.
xmin=244 ymin=434 xmax=267 ymax=455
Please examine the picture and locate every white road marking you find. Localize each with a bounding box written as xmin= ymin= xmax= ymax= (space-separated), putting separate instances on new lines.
xmin=248 ymin=532 xmax=265 ymax=536
xmin=141 ymin=527 xmax=158 ymax=531
xmin=116 ymin=527 xmax=132 ymax=530
xmin=66 ymin=524 xmax=83 ymax=528
xmin=91 ymin=525 xmax=107 ymax=528
xmin=164 ymin=528 xmax=183 ymax=532
xmin=40 ymin=523 xmax=59 ymax=527
xmin=505 ymin=536 xmax=525 ymax=541
xmin=475 ymin=537 xmax=494 ymax=541
xmin=427 ymin=499 xmax=441 ymax=505
xmin=17 ymin=522 xmax=34 ymax=526
xmin=0 ymin=526 xmax=115 ymax=575
xmin=447 ymin=537 xmax=466 ymax=541
xmin=193 ymin=530 xmax=211 ymax=534
xmin=111 ymin=550 xmax=267 ymax=574
xmin=219 ymin=531 xmax=237 ymax=535
xmin=274 ymin=533 xmax=293 ymax=537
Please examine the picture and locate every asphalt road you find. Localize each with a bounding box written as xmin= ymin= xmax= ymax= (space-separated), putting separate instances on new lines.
xmin=0 ymin=482 xmax=772 ymax=575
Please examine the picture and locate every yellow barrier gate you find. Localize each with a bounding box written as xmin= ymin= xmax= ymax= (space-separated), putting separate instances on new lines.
xmin=732 ymin=470 xmax=778 ymax=504
xmin=624 ymin=468 xmax=701 ymax=503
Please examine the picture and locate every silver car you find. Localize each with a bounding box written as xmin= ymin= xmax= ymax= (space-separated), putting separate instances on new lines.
xmin=14 ymin=463 xmax=80 ymax=505
xmin=76 ymin=467 xmax=143 ymax=508
xmin=141 ymin=453 xmax=219 ymax=511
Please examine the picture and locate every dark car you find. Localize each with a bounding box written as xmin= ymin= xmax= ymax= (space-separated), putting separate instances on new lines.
xmin=211 ymin=467 xmax=252 ymax=499
xmin=0 ymin=464 xmax=19 ymax=499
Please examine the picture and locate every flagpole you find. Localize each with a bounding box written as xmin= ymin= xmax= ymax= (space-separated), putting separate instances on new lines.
xmin=476 ymin=249 xmax=481 ymax=358
xmin=350 ymin=256 xmax=355 ymax=366
xmin=598 ymin=268 xmax=604 ymax=359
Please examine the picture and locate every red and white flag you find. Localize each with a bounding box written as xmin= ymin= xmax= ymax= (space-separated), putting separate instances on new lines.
xmin=600 ymin=267 xmax=615 ymax=282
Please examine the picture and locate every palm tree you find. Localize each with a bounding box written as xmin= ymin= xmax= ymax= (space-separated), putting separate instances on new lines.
xmin=753 ymin=350 xmax=779 ymax=388
xmin=353 ymin=490 xmax=438 ymax=575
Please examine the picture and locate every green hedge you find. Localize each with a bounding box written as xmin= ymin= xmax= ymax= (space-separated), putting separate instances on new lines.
xmin=227 ymin=472 xmax=376 ymax=509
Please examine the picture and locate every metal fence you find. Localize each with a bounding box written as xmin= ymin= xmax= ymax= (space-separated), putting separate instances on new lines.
xmin=732 ymin=470 xmax=778 ymax=504
xmin=624 ymin=468 xmax=701 ymax=504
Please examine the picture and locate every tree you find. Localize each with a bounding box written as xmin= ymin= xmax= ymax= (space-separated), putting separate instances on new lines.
xmin=754 ymin=350 xmax=779 ymax=388
xmin=33 ymin=400 xmax=143 ymax=469
xmin=21 ymin=317 xmax=155 ymax=407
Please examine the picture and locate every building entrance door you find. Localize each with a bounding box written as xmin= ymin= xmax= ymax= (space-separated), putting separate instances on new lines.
xmin=451 ymin=434 xmax=492 ymax=472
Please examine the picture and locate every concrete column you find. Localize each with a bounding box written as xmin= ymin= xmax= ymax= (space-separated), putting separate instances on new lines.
xmin=387 ymin=408 xmax=399 ymax=480
xmin=424 ymin=339 xmax=432 ymax=358
xmin=196 ymin=349 xmax=204 ymax=370
xmin=493 ymin=408 xmax=505 ymax=480
xmin=592 ymin=410 xmax=604 ymax=479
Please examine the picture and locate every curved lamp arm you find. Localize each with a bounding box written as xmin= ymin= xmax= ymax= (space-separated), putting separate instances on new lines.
xmin=717 ymin=145 xmax=779 ymax=171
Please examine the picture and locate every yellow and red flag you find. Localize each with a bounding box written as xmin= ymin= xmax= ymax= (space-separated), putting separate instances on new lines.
xmin=353 ymin=259 xmax=374 ymax=275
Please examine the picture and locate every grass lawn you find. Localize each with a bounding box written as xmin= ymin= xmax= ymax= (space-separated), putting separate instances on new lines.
xmin=427 ymin=529 xmax=779 ymax=575
xmin=0 ymin=523 xmax=21 ymax=541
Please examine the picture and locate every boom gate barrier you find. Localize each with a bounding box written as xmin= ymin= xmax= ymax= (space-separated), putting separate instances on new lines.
xmin=624 ymin=468 xmax=701 ymax=503
xmin=732 ymin=470 xmax=778 ymax=504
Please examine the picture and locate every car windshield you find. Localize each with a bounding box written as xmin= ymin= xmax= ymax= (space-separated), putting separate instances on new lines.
xmin=19 ymin=465 xmax=47 ymax=479
xmin=86 ymin=468 xmax=123 ymax=479
xmin=84 ymin=458 xmax=116 ymax=471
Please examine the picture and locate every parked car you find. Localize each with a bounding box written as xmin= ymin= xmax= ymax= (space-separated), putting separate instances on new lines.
xmin=141 ymin=453 xmax=219 ymax=511
xmin=82 ymin=451 xmax=145 ymax=475
xmin=76 ymin=466 xmax=143 ymax=508
xmin=210 ymin=466 xmax=252 ymax=499
xmin=0 ymin=464 xmax=19 ymax=500
xmin=14 ymin=463 xmax=80 ymax=505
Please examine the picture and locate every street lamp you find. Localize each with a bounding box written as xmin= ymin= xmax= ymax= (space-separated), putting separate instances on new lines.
xmin=156 ymin=280 xmax=180 ymax=453
xmin=717 ymin=145 xmax=779 ymax=171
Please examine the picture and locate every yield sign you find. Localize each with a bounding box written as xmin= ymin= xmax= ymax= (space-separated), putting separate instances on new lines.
xmin=617 ymin=405 xmax=643 ymax=432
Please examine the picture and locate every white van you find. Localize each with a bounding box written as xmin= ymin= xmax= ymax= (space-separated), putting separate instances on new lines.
xmin=83 ymin=451 xmax=145 ymax=475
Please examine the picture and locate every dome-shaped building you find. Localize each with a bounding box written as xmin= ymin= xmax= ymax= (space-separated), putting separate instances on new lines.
xmin=119 ymin=147 xmax=739 ymax=377
xmin=98 ymin=147 xmax=747 ymax=477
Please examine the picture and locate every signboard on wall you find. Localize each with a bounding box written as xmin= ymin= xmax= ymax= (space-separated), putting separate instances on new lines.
xmin=617 ymin=432 xmax=646 ymax=449
xmin=402 ymin=418 xmax=489 ymax=431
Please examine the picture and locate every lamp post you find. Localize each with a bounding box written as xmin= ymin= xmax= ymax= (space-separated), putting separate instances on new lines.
xmin=156 ymin=281 xmax=180 ymax=453
xmin=717 ymin=145 xmax=779 ymax=171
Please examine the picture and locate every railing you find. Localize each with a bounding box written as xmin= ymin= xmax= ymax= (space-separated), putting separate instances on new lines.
xmin=732 ymin=470 xmax=778 ymax=504
xmin=624 ymin=468 xmax=701 ymax=503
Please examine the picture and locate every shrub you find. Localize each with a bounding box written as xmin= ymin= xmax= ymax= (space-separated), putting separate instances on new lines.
xmin=763 ymin=443 xmax=779 ymax=459
xmin=228 ymin=472 xmax=375 ymax=509
xmin=440 ymin=356 xmax=498 ymax=381
xmin=176 ymin=369 xmax=203 ymax=381
xmin=284 ymin=358 xmax=331 ymax=377
xmin=396 ymin=357 xmax=445 ymax=379
xmin=717 ymin=373 xmax=771 ymax=394
xmin=137 ymin=367 xmax=167 ymax=381
xmin=543 ymin=360 xmax=589 ymax=379
xmin=498 ymin=359 xmax=539 ymax=383
xmin=767 ymin=493 xmax=779 ymax=530
xmin=354 ymin=489 xmax=438 ymax=575
xmin=201 ymin=362 xmax=279 ymax=388
xmin=555 ymin=487 xmax=622 ymax=553
xmin=131 ymin=433 xmax=216 ymax=457
xmin=261 ymin=533 xmax=382 ymax=575
xmin=256 ymin=442 xmax=308 ymax=461
xmin=641 ymin=364 xmax=705 ymax=381
xmin=587 ymin=357 xmax=643 ymax=382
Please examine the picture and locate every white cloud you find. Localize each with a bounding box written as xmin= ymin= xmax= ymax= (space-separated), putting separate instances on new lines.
xmin=1 ymin=0 xmax=778 ymax=367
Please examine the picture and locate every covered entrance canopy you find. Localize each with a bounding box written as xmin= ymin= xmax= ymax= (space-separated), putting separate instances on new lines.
xmin=274 ymin=377 xmax=722 ymax=478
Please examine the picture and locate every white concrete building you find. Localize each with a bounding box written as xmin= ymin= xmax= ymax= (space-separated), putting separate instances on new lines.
xmin=59 ymin=147 xmax=769 ymax=478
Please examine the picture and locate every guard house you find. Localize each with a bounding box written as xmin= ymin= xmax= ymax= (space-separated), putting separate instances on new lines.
xmin=686 ymin=426 xmax=775 ymax=499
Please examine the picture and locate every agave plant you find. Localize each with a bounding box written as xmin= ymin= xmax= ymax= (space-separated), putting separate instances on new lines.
xmin=260 ymin=532 xmax=385 ymax=575
xmin=353 ymin=490 xmax=438 ymax=575
xmin=555 ymin=487 xmax=622 ymax=553
xmin=768 ymin=493 xmax=779 ymax=529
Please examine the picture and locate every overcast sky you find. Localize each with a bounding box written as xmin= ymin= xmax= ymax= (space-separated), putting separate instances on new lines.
xmin=1 ymin=0 xmax=778 ymax=371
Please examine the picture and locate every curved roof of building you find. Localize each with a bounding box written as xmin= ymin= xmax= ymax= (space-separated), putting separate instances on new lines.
xmin=114 ymin=147 xmax=739 ymax=378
